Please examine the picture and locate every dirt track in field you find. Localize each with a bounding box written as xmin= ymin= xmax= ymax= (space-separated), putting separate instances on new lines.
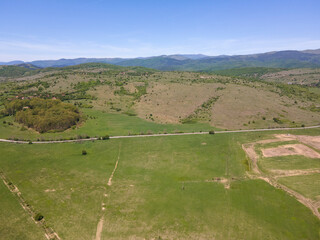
xmin=95 ymin=217 xmax=104 ymax=240
xmin=270 ymin=169 xmax=320 ymax=178
xmin=1 ymin=125 xmax=320 ymax=144
xmin=0 ymin=171 xmax=61 ymax=240
xmin=95 ymin=143 xmax=121 ymax=240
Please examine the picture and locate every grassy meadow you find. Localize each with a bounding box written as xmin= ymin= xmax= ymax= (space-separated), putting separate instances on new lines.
xmin=278 ymin=174 xmax=320 ymax=201
xmin=0 ymin=129 xmax=319 ymax=239
xmin=0 ymin=181 xmax=45 ymax=240
xmin=0 ymin=108 xmax=215 ymax=141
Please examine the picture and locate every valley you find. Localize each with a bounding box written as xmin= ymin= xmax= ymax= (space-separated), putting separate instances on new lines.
xmin=0 ymin=63 xmax=319 ymax=239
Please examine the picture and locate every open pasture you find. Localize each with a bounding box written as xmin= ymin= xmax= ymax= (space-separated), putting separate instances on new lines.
xmin=0 ymin=129 xmax=320 ymax=239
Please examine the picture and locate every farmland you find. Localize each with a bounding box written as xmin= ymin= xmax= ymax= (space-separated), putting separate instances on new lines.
xmin=0 ymin=127 xmax=320 ymax=239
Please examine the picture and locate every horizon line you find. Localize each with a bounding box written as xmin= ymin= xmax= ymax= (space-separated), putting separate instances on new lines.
xmin=1 ymin=47 xmax=319 ymax=63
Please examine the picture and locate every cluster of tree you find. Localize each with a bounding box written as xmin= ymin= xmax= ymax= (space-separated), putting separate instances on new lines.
xmin=4 ymin=98 xmax=80 ymax=133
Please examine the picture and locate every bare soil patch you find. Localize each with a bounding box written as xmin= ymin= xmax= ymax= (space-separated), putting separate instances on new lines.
xmin=261 ymin=144 xmax=320 ymax=158
xmin=274 ymin=134 xmax=298 ymax=141
xmin=296 ymin=135 xmax=320 ymax=150
xmin=95 ymin=217 xmax=104 ymax=240
xmin=44 ymin=189 xmax=56 ymax=192
xmin=270 ymin=169 xmax=320 ymax=178
xmin=275 ymin=134 xmax=320 ymax=150
xmin=242 ymin=143 xmax=260 ymax=174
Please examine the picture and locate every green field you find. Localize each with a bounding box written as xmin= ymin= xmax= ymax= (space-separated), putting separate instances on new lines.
xmin=0 ymin=108 xmax=215 ymax=141
xmin=278 ymin=174 xmax=320 ymax=201
xmin=259 ymin=154 xmax=320 ymax=171
xmin=0 ymin=181 xmax=45 ymax=240
xmin=0 ymin=130 xmax=319 ymax=239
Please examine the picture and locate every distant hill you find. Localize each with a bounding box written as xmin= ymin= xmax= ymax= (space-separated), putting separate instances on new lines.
xmin=302 ymin=49 xmax=320 ymax=54
xmin=0 ymin=62 xmax=157 ymax=78
xmin=117 ymin=50 xmax=320 ymax=71
xmin=0 ymin=60 xmax=24 ymax=65
xmin=0 ymin=65 xmax=36 ymax=78
xmin=16 ymin=63 xmax=41 ymax=70
xmin=29 ymin=57 xmax=126 ymax=68
xmin=1 ymin=49 xmax=320 ymax=71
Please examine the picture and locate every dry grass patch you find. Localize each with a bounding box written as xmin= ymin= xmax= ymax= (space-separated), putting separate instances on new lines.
xmin=296 ymin=135 xmax=320 ymax=150
xmin=134 ymin=82 xmax=224 ymax=124
xmin=261 ymin=144 xmax=320 ymax=158
xmin=261 ymin=68 xmax=320 ymax=85
xmin=88 ymin=85 xmax=134 ymax=113
xmin=211 ymin=84 xmax=320 ymax=129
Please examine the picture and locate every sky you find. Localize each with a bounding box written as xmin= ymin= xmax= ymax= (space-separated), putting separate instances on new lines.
xmin=0 ymin=0 xmax=320 ymax=61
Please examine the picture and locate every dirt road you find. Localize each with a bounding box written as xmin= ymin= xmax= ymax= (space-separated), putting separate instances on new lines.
xmin=0 ymin=125 xmax=319 ymax=144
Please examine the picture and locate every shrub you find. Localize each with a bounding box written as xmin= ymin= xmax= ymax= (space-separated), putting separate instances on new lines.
xmin=34 ymin=213 xmax=44 ymax=221
xmin=82 ymin=150 xmax=87 ymax=155
xmin=273 ymin=117 xmax=282 ymax=124
xmin=28 ymin=140 xmax=33 ymax=144
xmin=209 ymin=130 xmax=215 ymax=135
xmin=102 ymin=135 xmax=110 ymax=140
xmin=301 ymin=124 xmax=305 ymax=127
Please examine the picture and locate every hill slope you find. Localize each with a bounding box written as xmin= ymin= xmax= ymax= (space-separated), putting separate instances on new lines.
xmin=0 ymin=64 xmax=319 ymax=133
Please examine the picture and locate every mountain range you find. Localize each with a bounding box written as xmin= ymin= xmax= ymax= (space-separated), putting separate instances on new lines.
xmin=1 ymin=49 xmax=320 ymax=71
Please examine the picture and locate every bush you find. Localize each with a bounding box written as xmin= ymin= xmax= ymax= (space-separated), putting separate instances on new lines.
xmin=102 ymin=135 xmax=110 ymax=140
xmin=28 ymin=140 xmax=33 ymax=144
xmin=301 ymin=124 xmax=305 ymax=127
xmin=82 ymin=150 xmax=87 ymax=155
xmin=209 ymin=130 xmax=215 ymax=135
xmin=273 ymin=117 xmax=282 ymax=124
xmin=34 ymin=213 xmax=44 ymax=221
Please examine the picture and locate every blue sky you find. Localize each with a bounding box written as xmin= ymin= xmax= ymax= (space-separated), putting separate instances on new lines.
xmin=0 ymin=0 xmax=319 ymax=61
